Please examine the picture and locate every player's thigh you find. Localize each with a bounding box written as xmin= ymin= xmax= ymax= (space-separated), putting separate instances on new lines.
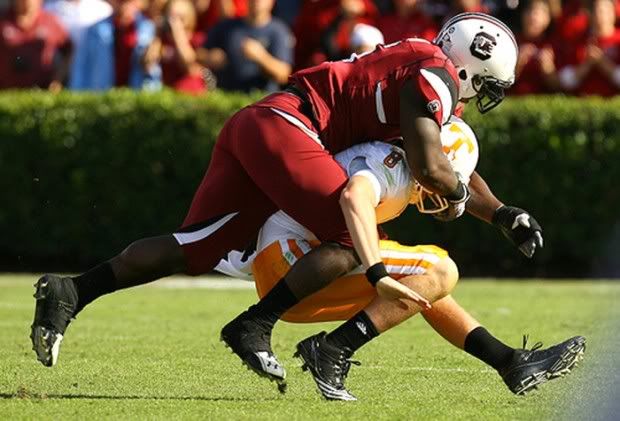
xmin=232 ymin=107 xmax=352 ymax=245
xmin=380 ymin=240 xmax=458 ymax=294
xmin=253 ymin=240 xmax=375 ymax=322
xmin=380 ymin=241 xmax=449 ymax=277
xmin=177 ymin=130 xmax=277 ymax=275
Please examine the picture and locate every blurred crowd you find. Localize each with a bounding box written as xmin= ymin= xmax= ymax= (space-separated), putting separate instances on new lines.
xmin=1 ymin=0 xmax=620 ymax=96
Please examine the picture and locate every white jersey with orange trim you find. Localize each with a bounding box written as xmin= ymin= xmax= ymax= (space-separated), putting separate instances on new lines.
xmin=256 ymin=140 xmax=412 ymax=254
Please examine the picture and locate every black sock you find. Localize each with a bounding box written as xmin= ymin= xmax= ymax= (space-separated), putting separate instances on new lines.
xmin=464 ymin=326 xmax=515 ymax=371
xmin=72 ymin=262 xmax=118 ymax=315
xmin=246 ymin=279 xmax=299 ymax=328
xmin=326 ymin=311 xmax=380 ymax=353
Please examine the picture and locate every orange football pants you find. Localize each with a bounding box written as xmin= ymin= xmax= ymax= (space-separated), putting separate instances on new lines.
xmin=252 ymin=239 xmax=448 ymax=323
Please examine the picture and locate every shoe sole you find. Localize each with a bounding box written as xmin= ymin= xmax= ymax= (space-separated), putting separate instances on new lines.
xmin=220 ymin=334 xmax=287 ymax=394
xmin=31 ymin=277 xmax=63 ymax=367
xmin=293 ymin=346 xmax=357 ymax=402
xmin=515 ymin=337 xmax=586 ymax=395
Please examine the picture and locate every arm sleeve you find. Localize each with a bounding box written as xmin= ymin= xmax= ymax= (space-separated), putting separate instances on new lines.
xmin=412 ymin=66 xmax=459 ymax=126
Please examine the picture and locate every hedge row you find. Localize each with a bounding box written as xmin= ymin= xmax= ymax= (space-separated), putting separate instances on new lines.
xmin=1 ymin=90 xmax=617 ymax=277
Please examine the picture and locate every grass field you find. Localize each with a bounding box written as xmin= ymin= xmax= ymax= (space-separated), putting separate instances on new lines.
xmin=1 ymin=275 xmax=619 ymax=420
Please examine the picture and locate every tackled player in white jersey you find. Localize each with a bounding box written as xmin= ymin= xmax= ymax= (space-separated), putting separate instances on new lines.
xmin=216 ymin=117 xmax=585 ymax=400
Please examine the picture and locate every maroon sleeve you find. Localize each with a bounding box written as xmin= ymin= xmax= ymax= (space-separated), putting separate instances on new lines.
xmin=410 ymin=59 xmax=459 ymax=126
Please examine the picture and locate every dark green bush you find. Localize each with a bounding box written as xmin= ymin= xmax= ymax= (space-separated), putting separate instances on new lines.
xmin=1 ymin=90 xmax=617 ymax=277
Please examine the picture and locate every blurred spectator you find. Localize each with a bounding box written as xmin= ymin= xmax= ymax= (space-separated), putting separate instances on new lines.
xmin=376 ymin=0 xmax=437 ymax=43
xmin=45 ymin=0 xmax=112 ymax=88
xmin=194 ymin=0 xmax=247 ymax=34
xmin=319 ymin=0 xmax=380 ymax=61
xmin=144 ymin=0 xmax=167 ymax=22
xmin=444 ymin=0 xmax=489 ymax=19
xmin=557 ymin=0 xmax=620 ymax=96
xmin=199 ymin=0 xmax=292 ymax=92
xmin=0 ymin=0 xmax=72 ymax=91
xmin=511 ymin=0 xmax=559 ymax=95
xmin=293 ymin=0 xmax=378 ymax=69
xmin=350 ymin=22 xmax=383 ymax=54
xmin=70 ymin=0 xmax=161 ymax=90
xmin=144 ymin=0 xmax=208 ymax=94
xmin=554 ymin=0 xmax=588 ymax=43
xmin=492 ymin=0 xmax=562 ymax=32
xmin=45 ymin=0 xmax=112 ymax=44
xmin=272 ymin=0 xmax=301 ymax=26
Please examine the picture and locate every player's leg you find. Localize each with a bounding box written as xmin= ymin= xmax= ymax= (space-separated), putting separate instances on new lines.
xmin=220 ymin=106 xmax=361 ymax=385
xmin=251 ymin=238 xmax=376 ymax=323
xmin=31 ymin=111 xmax=277 ymax=367
xmin=30 ymin=233 xmax=187 ymax=367
xmin=295 ymin=243 xmax=458 ymax=400
xmin=253 ymin=237 xmax=586 ymax=397
xmin=422 ymin=295 xmax=586 ymax=395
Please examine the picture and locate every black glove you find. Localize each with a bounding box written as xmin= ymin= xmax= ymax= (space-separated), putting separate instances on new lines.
xmin=492 ymin=205 xmax=543 ymax=258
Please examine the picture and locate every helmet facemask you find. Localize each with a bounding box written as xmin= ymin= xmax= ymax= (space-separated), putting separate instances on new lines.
xmin=472 ymin=75 xmax=512 ymax=113
xmin=410 ymin=185 xmax=450 ymax=214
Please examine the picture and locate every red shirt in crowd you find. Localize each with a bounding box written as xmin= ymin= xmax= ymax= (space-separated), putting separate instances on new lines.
xmin=293 ymin=0 xmax=378 ymax=69
xmin=196 ymin=0 xmax=247 ymax=35
xmin=510 ymin=36 xmax=554 ymax=95
xmin=0 ymin=9 xmax=71 ymax=89
xmin=160 ymin=31 xmax=206 ymax=95
xmin=552 ymin=0 xmax=589 ymax=66
xmin=563 ymin=30 xmax=620 ymax=96
xmin=114 ymin=18 xmax=138 ymax=87
xmin=376 ymin=11 xmax=438 ymax=44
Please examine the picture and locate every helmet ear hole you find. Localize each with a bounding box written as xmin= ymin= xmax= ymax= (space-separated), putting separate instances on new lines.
xmin=459 ymin=69 xmax=468 ymax=80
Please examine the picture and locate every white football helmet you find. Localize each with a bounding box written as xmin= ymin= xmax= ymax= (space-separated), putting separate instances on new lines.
xmin=434 ymin=12 xmax=518 ymax=113
xmin=411 ymin=116 xmax=479 ymax=214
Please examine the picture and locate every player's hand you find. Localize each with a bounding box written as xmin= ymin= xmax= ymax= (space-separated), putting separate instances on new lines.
xmin=433 ymin=173 xmax=470 ymax=222
xmin=493 ymin=205 xmax=543 ymax=258
xmin=376 ymin=276 xmax=432 ymax=310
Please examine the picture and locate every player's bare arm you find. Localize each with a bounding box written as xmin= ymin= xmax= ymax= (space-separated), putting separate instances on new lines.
xmin=466 ymin=171 xmax=503 ymax=222
xmin=399 ymin=80 xmax=460 ymax=196
xmin=339 ymin=175 xmax=383 ymax=267
xmin=339 ymin=175 xmax=431 ymax=308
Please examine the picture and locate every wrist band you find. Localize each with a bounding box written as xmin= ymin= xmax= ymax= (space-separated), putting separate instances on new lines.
xmin=444 ymin=180 xmax=468 ymax=202
xmin=366 ymin=262 xmax=389 ymax=286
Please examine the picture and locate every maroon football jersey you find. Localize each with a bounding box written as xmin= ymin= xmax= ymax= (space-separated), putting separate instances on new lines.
xmin=290 ymin=38 xmax=459 ymax=153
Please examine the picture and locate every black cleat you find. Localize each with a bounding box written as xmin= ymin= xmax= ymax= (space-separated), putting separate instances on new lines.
xmin=30 ymin=274 xmax=78 ymax=367
xmin=294 ymin=332 xmax=360 ymax=401
xmin=220 ymin=311 xmax=287 ymax=393
xmin=500 ymin=335 xmax=586 ymax=395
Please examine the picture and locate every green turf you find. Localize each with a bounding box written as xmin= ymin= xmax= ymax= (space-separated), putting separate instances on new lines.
xmin=1 ymin=275 xmax=619 ymax=420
